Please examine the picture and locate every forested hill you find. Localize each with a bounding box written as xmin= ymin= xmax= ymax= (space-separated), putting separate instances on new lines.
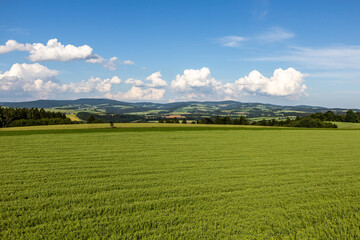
xmin=0 ymin=99 xmax=126 ymax=109
xmin=0 ymin=98 xmax=358 ymax=120
xmin=0 ymin=98 xmax=351 ymax=111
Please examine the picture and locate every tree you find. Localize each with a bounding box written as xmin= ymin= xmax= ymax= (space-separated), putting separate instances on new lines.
xmin=201 ymin=117 xmax=213 ymax=124
xmin=87 ymin=115 xmax=96 ymax=123
xmin=181 ymin=118 xmax=187 ymax=124
xmin=214 ymin=116 xmax=222 ymax=124
xmin=345 ymin=110 xmax=358 ymax=123
xmin=224 ymin=116 xmax=232 ymax=124
xmin=324 ymin=111 xmax=335 ymax=121
xmin=173 ymin=117 xmax=179 ymax=123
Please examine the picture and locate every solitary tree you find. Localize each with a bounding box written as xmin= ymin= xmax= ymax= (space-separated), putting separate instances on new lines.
xmin=87 ymin=115 xmax=96 ymax=123
xmin=181 ymin=118 xmax=187 ymax=124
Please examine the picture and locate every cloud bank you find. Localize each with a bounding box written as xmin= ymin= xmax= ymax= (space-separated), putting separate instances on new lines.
xmin=0 ymin=62 xmax=307 ymax=101
xmin=0 ymin=63 xmax=166 ymax=100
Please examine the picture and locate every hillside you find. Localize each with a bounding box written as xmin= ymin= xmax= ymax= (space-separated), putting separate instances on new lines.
xmin=1 ymin=98 xmax=357 ymax=122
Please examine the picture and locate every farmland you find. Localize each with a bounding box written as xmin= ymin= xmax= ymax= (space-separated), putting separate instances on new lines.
xmin=1 ymin=124 xmax=360 ymax=239
xmin=2 ymin=98 xmax=356 ymax=122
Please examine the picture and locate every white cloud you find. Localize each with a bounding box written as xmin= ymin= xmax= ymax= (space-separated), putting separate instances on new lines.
xmin=27 ymin=38 xmax=93 ymax=62
xmin=0 ymin=39 xmax=134 ymax=71
xmin=125 ymin=78 xmax=145 ymax=87
xmin=103 ymin=56 xmax=118 ymax=70
xmin=122 ymin=60 xmax=135 ymax=65
xmin=0 ymin=40 xmax=31 ymax=54
xmin=66 ymin=76 xmax=121 ymax=93
xmin=105 ymin=87 xmax=165 ymax=101
xmin=254 ymin=45 xmax=360 ymax=70
xmin=0 ymin=39 xmax=93 ymax=61
xmin=0 ymin=63 xmax=59 ymax=91
xmin=218 ymin=36 xmax=246 ymax=47
xmin=124 ymin=72 xmax=167 ymax=88
xmin=170 ymin=67 xmax=224 ymax=100
xmin=225 ymin=68 xmax=307 ymax=97
xmin=256 ymin=27 xmax=294 ymax=43
xmin=106 ymin=72 xmax=167 ymax=101
xmin=0 ymin=63 xmax=122 ymax=98
xmin=217 ymin=27 xmax=294 ymax=47
xmin=1 ymin=63 xmax=306 ymax=101
xmin=145 ymin=71 xmax=168 ymax=87
xmin=170 ymin=67 xmax=307 ymax=100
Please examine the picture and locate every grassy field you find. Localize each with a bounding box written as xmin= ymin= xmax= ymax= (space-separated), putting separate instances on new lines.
xmin=332 ymin=122 xmax=360 ymax=129
xmin=1 ymin=124 xmax=360 ymax=239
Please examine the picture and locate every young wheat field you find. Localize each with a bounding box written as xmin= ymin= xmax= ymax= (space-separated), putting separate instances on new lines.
xmin=1 ymin=124 xmax=360 ymax=239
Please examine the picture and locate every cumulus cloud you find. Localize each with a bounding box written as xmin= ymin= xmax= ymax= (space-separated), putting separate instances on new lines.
xmin=27 ymin=38 xmax=93 ymax=62
xmin=1 ymin=63 xmax=306 ymax=101
xmin=0 ymin=39 xmax=93 ymax=61
xmin=170 ymin=67 xmax=307 ymax=100
xmin=0 ymin=39 xmax=133 ymax=70
xmin=66 ymin=76 xmax=121 ymax=93
xmin=0 ymin=63 xmax=59 ymax=91
xmin=225 ymin=68 xmax=307 ymax=97
xmin=105 ymin=87 xmax=165 ymax=101
xmin=170 ymin=67 xmax=223 ymax=100
xmin=0 ymin=39 xmax=31 ymax=54
xmin=107 ymin=72 xmax=167 ymax=101
xmin=124 ymin=71 xmax=167 ymax=88
xmin=0 ymin=63 xmax=122 ymax=98
xmin=145 ymin=72 xmax=168 ymax=88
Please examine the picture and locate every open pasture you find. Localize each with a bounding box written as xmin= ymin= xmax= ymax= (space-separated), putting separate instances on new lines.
xmin=1 ymin=125 xmax=360 ymax=239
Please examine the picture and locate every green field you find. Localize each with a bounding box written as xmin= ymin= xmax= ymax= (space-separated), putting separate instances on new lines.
xmin=1 ymin=124 xmax=360 ymax=239
xmin=332 ymin=122 xmax=360 ymax=129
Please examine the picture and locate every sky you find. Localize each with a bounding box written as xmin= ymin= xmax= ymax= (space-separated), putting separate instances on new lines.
xmin=0 ymin=0 xmax=359 ymax=108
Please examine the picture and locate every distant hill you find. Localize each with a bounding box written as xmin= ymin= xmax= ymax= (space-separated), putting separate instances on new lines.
xmin=1 ymin=98 xmax=357 ymax=121
xmin=0 ymin=98 xmax=127 ymax=108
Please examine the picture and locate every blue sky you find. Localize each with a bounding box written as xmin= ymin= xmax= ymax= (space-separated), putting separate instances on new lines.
xmin=0 ymin=0 xmax=359 ymax=108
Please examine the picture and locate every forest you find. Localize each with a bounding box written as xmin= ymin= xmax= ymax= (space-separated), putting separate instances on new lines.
xmin=0 ymin=107 xmax=73 ymax=128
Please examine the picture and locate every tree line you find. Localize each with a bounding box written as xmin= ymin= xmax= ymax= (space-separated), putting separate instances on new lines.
xmin=307 ymin=110 xmax=360 ymax=123
xmin=0 ymin=106 xmax=73 ymax=128
xmin=77 ymin=112 xmax=146 ymax=123
xmin=159 ymin=115 xmax=337 ymax=128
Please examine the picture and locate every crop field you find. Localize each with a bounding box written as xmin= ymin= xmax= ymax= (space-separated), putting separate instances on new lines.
xmin=1 ymin=124 xmax=360 ymax=239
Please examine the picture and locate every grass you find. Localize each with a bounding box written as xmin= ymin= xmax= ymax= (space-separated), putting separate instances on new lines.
xmin=1 ymin=124 xmax=360 ymax=239
xmin=65 ymin=114 xmax=82 ymax=121
xmin=332 ymin=122 xmax=360 ymax=129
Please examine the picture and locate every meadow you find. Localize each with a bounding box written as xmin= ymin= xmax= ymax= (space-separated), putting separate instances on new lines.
xmin=1 ymin=124 xmax=360 ymax=239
